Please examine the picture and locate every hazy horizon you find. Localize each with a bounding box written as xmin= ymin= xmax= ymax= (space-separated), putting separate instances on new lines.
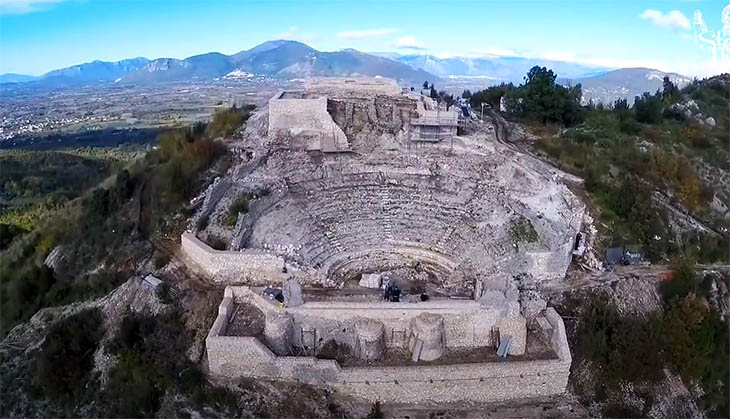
xmin=1 ymin=0 xmax=728 ymax=78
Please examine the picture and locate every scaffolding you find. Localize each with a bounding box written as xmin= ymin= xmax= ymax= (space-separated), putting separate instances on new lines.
xmin=410 ymin=108 xmax=460 ymax=143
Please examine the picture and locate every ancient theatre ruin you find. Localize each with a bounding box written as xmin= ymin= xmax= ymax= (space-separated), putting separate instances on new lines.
xmin=181 ymin=76 xmax=582 ymax=404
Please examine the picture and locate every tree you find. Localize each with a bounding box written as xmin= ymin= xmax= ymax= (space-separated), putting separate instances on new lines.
xmin=634 ymin=92 xmax=663 ymax=124
xmin=469 ymin=83 xmax=514 ymax=110
xmin=662 ymin=76 xmax=679 ymax=103
xmin=34 ymin=308 xmax=104 ymax=401
xmin=503 ymin=66 xmax=585 ymax=126
xmin=430 ymin=86 xmax=438 ymax=99
xmin=423 ymin=81 xmax=429 ymax=89
xmin=112 ymin=169 xmax=135 ymax=208
xmin=444 ymin=94 xmax=455 ymax=110
xmin=522 ymin=66 xmax=561 ymax=123
xmin=561 ymin=83 xmax=586 ymax=126
xmin=662 ymin=293 xmax=717 ymax=381
xmin=462 ymin=89 xmax=472 ymax=99
xmin=675 ymin=161 xmax=702 ymax=210
xmin=366 ymin=401 xmax=384 ymax=419
xmin=662 ymin=259 xmax=699 ymax=302
xmin=614 ymin=98 xmax=629 ymax=110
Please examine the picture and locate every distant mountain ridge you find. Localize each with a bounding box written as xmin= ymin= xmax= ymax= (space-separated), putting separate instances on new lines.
xmin=568 ymin=68 xmax=692 ymax=105
xmin=35 ymin=58 xmax=151 ymax=87
xmin=2 ymin=42 xmax=692 ymax=104
xmin=384 ymin=54 xmax=693 ymax=104
xmin=388 ymin=54 xmax=609 ymax=83
xmin=1 ymin=41 xmax=436 ymax=88
xmin=0 ymin=73 xmax=39 ymax=84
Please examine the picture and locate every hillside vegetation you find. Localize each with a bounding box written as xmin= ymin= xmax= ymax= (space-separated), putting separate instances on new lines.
xmin=471 ymin=70 xmax=729 ymax=263
xmin=0 ymin=106 xmax=251 ymax=336
xmin=563 ymin=262 xmax=729 ymax=417
xmin=471 ymin=68 xmax=730 ymax=418
xmin=0 ymin=149 xmax=138 ymax=245
xmin=0 ymin=106 xmax=268 ymax=418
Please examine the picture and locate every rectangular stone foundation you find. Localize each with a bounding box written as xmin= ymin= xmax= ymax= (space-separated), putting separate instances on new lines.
xmin=206 ymin=286 xmax=572 ymax=404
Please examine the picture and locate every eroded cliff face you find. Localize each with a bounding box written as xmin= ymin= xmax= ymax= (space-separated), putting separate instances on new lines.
xmin=327 ymin=95 xmax=418 ymax=151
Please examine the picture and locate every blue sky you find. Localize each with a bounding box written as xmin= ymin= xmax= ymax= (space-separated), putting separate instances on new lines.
xmin=0 ymin=0 xmax=728 ymax=76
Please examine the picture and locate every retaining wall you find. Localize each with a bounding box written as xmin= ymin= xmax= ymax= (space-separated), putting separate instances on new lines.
xmin=181 ymin=232 xmax=288 ymax=284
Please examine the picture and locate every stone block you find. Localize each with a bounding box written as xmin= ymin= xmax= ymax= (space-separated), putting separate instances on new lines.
xmin=359 ymin=273 xmax=382 ymax=288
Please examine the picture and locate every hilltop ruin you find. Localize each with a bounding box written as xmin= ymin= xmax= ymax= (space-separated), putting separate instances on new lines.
xmin=181 ymin=76 xmax=584 ymax=404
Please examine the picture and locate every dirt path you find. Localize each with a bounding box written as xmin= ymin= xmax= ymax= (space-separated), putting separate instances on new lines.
xmin=541 ymin=263 xmax=730 ymax=296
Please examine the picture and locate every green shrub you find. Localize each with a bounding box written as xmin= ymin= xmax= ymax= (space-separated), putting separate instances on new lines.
xmin=619 ymin=117 xmax=642 ymax=135
xmin=634 ymin=92 xmax=663 ymax=124
xmin=0 ymin=223 xmax=26 ymax=250
xmin=576 ymin=294 xmax=664 ymax=386
xmin=366 ymin=401 xmax=384 ymax=419
xmin=662 ymin=294 xmax=716 ymax=380
xmin=153 ymin=251 xmax=169 ymax=269
xmin=105 ymin=311 xmax=188 ymax=415
xmin=226 ymin=195 xmax=249 ymax=227
xmin=509 ymin=216 xmax=538 ymax=243
xmin=206 ymin=105 xmax=254 ymax=139
xmin=33 ymin=308 xmax=104 ymax=402
xmin=104 ymin=310 xmax=243 ymax=417
xmin=105 ymin=352 xmax=161 ymax=417
xmin=155 ymin=282 xmax=173 ymax=304
xmin=661 ymin=259 xmax=699 ymax=302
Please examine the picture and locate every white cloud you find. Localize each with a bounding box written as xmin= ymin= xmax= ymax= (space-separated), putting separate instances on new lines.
xmin=271 ymin=26 xmax=319 ymax=43
xmin=540 ymin=51 xmax=578 ymax=62
xmin=484 ymin=47 xmax=518 ymax=57
xmin=640 ymin=9 xmax=690 ymax=30
xmin=466 ymin=47 xmax=519 ymax=58
xmin=394 ymin=36 xmax=425 ymax=50
xmin=0 ymin=0 xmax=64 ymax=14
xmin=337 ymin=28 xmax=396 ymax=40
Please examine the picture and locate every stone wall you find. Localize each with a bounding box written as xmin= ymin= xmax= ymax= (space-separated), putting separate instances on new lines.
xmin=326 ymin=95 xmax=418 ymax=151
xmin=190 ymin=177 xmax=229 ymax=231
xmin=223 ymin=286 xmax=524 ymax=354
xmin=206 ymin=287 xmax=571 ymax=404
xmin=268 ymin=92 xmax=349 ymax=151
xmin=523 ymin=246 xmax=574 ymax=284
xmin=285 ymin=299 xmax=525 ymax=355
xmin=181 ymin=232 xmax=299 ymax=284
xmin=305 ymin=77 xmax=402 ymax=97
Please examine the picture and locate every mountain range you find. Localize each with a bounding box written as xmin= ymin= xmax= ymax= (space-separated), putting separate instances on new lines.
xmin=382 ymin=53 xmax=608 ymax=83
xmin=565 ymin=68 xmax=692 ymax=105
xmin=0 ymin=40 xmax=434 ymax=87
xmin=381 ymin=53 xmax=691 ymax=105
xmin=1 ymin=40 xmax=691 ymax=104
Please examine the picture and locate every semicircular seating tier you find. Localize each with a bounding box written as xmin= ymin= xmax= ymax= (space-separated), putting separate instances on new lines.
xmin=234 ymin=150 xmax=584 ymax=288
